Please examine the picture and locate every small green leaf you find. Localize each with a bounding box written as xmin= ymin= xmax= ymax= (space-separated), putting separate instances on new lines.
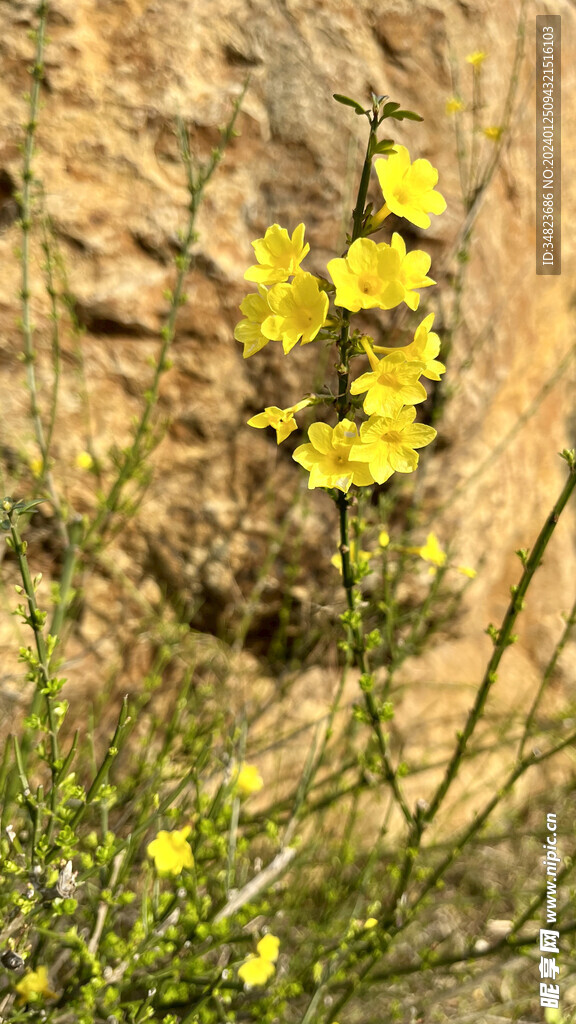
xmin=392 ymin=109 xmax=424 ymax=122
xmin=333 ymin=93 xmax=367 ymax=115
xmin=373 ymin=139 xmax=396 ymax=155
xmin=381 ymin=101 xmax=401 ymax=118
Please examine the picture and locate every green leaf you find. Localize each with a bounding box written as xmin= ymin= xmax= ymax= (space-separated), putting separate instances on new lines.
xmin=392 ymin=109 xmax=424 ymax=122
xmin=381 ymin=101 xmax=401 ymax=118
xmin=373 ymin=139 xmax=396 ymax=155
xmin=333 ymin=93 xmax=367 ymax=115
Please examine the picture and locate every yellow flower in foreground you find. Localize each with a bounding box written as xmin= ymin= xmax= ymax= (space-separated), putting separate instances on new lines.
xmin=350 ymin=338 xmax=427 ymax=417
xmin=238 ymin=934 xmax=280 ymax=988
xmin=248 ymin=399 xmax=311 ymax=444
xmin=234 ymin=286 xmax=273 ymax=358
xmin=245 ymin=223 xmax=309 ymax=285
xmin=375 ymin=312 xmax=445 ymax=382
xmin=466 ymin=50 xmax=487 ymax=66
xmin=293 ymin=419 xmax=375 ymax=493
xmin=257 ymin=934 xmax=280 ymax=963
xmin=236 ymin=763 xmax=264 ymax=797
xmin=446 ymin=96 xmax=464 ymax=115
xmin=15 ymin=967 xmax=57 ymax=1004
xmin=262 ymin=272 xmax=329 ymax=353
xmin=390 ymin=233 xmax=435 ymax=311
xmin=327 ymin=237 xmax=404 ymax=313
xmin=75 ymin=451 xmax=94 ymax=471
xmin=147 ymin=826 xmax=193 ymax=875
xmin=374 ymin=145 xmax=446 ymax=230
xmin=238 ymin=955 xmax=276 ymax=987
xmin=364 ymin=917 xmax=378 ymax=929
xmin=354 ymin=407 xmax=437 ymax=485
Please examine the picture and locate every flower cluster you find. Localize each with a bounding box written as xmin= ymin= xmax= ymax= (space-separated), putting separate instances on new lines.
xmin=236 ymin=112 xmax=446 ymax=496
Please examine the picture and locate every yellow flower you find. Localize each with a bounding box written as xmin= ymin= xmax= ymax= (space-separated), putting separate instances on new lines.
xmin=238 ymin=934 xmax=280 ymax=988
xmin=234 ymin=286 xmax=273 ymax=358
xmin=466 ymin=50 xmax=487 ymax=66
xmin=15 ymin=967 xmax=57 ymax=1004
xmin=262 ymin=272 xmax=329 ymax=353
xmin=350 ymin=338 xmax=427 ymax=418
xmin=373 ymin=145 xmax=446 ymax=230
xmin=378 ymin=530 xmax=390 ymax=548
xmin=248 ymin=399 xmax=311 ymax=444
xmin=445 ymin=97 xmax=464 ymax=115
xmin=416 ymin=532 xmax=447 ymax=567
xmin=245 ymin=223 xmax=309 ymax=285
xmin=146 ymin=826 xmax=193 ymax=875
xmin=236 ymin=763 xmax=264 ymax=797
xmin=482 ymin=125 xmax=503 ymax=142
xmin=457 ymin=565 xmax=477 ymax=578
xmin=354 ymin=407 xmax=437 ymax=485
xmin=30 ymin=457 xmax=43 ymax=478
xmin=257 ymin=934 xmax=280 ymax=963
xmin=327 ymin=237 xmax=404 ymax=313
xmin=293 ymin=419 xmax=375 ymax=493
xmin=238 ymin=955 xmax=276 ymax=987
xmin=75 ymin=451 xmax=94 ymax=471
xmin=330 ymin=538 xmax=373 ymax=574
xmin=390 ymin=233 xmax=435 ymax=311
xmin=364 ymin=917 xmax=378 ymax=929
xmin=375 ymin=312 xmax=445 ymax=382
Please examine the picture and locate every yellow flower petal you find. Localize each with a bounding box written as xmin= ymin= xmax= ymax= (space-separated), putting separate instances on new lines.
xmin=146 ymin=827 xmax=194 ymax=875
xmin=238 ymin=955 xmax=276 ymax=987
xmin=236 ymin=763 xmax=264 ymax=797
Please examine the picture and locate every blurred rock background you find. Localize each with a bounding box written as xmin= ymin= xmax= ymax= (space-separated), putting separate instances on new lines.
xmin=0 ymin=0 xmax=574 ymax=797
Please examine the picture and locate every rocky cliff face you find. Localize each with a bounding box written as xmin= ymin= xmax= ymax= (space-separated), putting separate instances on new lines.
xmin=0 ymin=0 xmax=574 ymax=773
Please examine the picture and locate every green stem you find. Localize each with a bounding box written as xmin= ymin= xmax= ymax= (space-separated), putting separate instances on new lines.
xmin=424 ymin=451 xmax=576 ymax=825
xmin=9 ymin=516 xmax=59 ymax=776
xmin=334 ymin=110 xmax=412 ymax=827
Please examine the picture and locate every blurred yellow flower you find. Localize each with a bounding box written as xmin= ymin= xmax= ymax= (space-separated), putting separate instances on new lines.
xmin=236 ymin=763 xmax=264 ymax=797
xmin=257 ymin=934 xmax=280 ymax=962
xmin=416 ymin=532 xmax=447 ymax=567
xmin=378 ymin=530 xmax=390 ymax=548
xmin=482 ymin=125 xmax=503 ymax=142
xmin=457 ymin=564 xmax=477 ymax=579
xmin=364 ymin=917 xmax=378 ymax=929
xmin=445 ymin=97 xmax=464 ymax=115
xmin=466 ymin=50 xmax=487 ymax=66
xmin=146 ymin=826 xmax=193 ymax=875
xmin=75 ymin=451 xmax=94 ymax=471
xmin=238 ymin=934 xmax=280 ymax=988
xmin=30 ymin=457 xmax=43 ymax=478
xmin=15 ymin=967 xmax=57 ymax=1003
xmin=238 ymin=954 xmax=276 ymax=987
